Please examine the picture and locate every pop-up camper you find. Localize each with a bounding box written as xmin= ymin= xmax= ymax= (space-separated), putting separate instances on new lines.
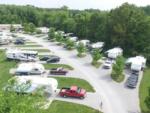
xmin=6 ymin=48 xmax=38 ymax=61
xmin=15 ymin=62 xmax=45 ymax=75
xmin=106 ymin=47 xmax=123 ymax=59
xmin=126 ymin=56 xmax=146 ymax=71
xmin=6 ymin=76 xmax=58 ymax=95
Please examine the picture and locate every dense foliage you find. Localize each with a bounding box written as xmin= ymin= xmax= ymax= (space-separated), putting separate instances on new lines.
xmin=0 ymin=3 xmax=150 ymax=64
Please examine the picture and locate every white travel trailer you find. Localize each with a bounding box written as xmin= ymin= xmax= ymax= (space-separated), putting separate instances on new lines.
xmin=15 ymin=62 xmax=45 ymax=75
xmin=68 ymin=36 xmax=78 ymax=42
xmin=7 ymin=76 xmax=58 ymax=95
xmin=76 ymin=39 xmax=90 ymax=46
xmin=6 ymin=48 xmax=38 ymax=61
xmin=126 ymin=56 xmax=146 ymax=71
xmin=36 ymin=27 xmax=49 ymax=34
xmin=90 ymin=42 xmax=104 ymax=49
xmin=106 ymin=47 xmax=123 ymax=59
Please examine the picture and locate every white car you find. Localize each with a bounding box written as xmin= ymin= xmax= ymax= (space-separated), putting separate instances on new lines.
xmin=103 ymin=60 xmax=112 ymax=69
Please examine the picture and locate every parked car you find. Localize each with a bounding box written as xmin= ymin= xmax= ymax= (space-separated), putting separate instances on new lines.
xmin=50 ymin=68 xmax=68 ymax=75
xmin=59 ymin=86 xmax=86 ymax=99
xmin=103 ymin=60 xmax=112 ymax=69
xmin=40 ymin=56 xmax=51 ymax=61
xmin=14 ymin=39 xmax=25 ymax=45
xmin=40 ymin=55 xmax=60 ymax=61
xmin=126 ymin=74 xmax=138 ymax=88
xmin=47 ymin=56 xmax=60 ymax=63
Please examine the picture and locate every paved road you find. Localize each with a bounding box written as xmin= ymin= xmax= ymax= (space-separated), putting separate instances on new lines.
xmin=18 ymin=33 xmax=141 ymax=113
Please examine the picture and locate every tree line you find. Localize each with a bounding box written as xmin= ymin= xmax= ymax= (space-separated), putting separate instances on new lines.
xmin=0 ymin=3 xmax=150 ymax=64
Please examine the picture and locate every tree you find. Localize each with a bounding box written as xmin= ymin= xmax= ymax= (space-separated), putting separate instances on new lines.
xmin=10 ymin=24 xmax=15 ymax=32
xmin=0 ymin=78 xmax=46 ymax=113
xmin=48 ymin=27 xmax=56 ymax=40
xmin=91 ymin=49 xmax=102 ymax=67
xmin=55 ymin=33 xmax=64 ymax=43
xmin=105 ymin=3 xmax=150 ymax=57
xmin=65 ymin=38 xmax=75 ymax=50
xmin=111 ymin=56 xmax=125 ymax=82
xmin=23 ymin=22 xmax=36 ymax=33
xmin=29 ymin=23 xmax=36 ymax=33
xmin=76 ymin=42 xmax=87 ymax=57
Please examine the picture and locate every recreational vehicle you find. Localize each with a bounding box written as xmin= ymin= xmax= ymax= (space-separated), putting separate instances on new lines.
xmin=76 ymin=40 xmax=90 ymax=46
xmin=126 ymin=56 xmax=146 ymax=71
xmin=6 ymin=76 xmax=58 ymax=95
xmin=15 ymin=62 xmax=45 ymax=75
xmin=6 ymin=49 xmax=38 ymax=61
xmin=106 ymin=47 xmax=123 ymax=59
xmin=89 ymin=42 xmax=104 ymax=50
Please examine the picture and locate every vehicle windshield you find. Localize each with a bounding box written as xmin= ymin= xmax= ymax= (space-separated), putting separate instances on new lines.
xmin=106 ymin=61 xmax=111 ymax=64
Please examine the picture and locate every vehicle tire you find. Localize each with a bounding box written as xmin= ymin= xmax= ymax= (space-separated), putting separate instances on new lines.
xmin=80 ymin=96 xmax=84 ymax=99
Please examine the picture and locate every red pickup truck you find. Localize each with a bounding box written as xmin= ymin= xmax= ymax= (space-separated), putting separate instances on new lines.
xmin=59 ymin=86 xmax=86 ymax=99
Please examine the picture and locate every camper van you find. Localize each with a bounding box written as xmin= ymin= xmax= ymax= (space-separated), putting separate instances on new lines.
xmin=15 ymin=62 xmax=45 ymax=75
xmin=6 ymin=49 xmax=38 ymax=61
xmin=5 ymin=76 xmax=58 ymax=95
xmin=106 ymin=47 xmax=123 ymax=59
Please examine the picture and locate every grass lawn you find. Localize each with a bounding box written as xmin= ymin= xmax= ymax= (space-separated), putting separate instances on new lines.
xmin=15 ymin=44 xmax=42 ymax=47
xmin=44 ymin=64 xmax=74 ymax=70
xmin=0 ymin=51 xmax=17 ymax=88
xmin=22 ymin=49 xmax=50 ymax=52
xmin=51 ymin=77 xmax=95 ymax=92
xmin=48 ymin=100 xmax=101 ymax=113
xmin=139 ymin=68 xmax=150 ymax=113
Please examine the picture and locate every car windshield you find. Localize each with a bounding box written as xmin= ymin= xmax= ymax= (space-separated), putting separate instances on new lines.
xmin=105 ymin=61 xmax=111 ymax=64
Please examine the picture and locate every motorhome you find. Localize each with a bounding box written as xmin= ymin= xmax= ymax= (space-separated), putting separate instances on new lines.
xmin=6 ymin=49 xmax=38 ymax=61
xmin=6 ymin=76 xmax=58 ymax=95
xmin=126 ymin=56 xmax=146 ymax=71
xmin=106 ymin=47 xmax=123 ymax=59
xmin=15 ymin=62 xmax=45 ymax=75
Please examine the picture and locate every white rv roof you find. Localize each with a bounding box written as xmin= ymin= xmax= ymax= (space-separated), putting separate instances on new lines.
xmin=126 ymin=56 xmax=146 ymax=64
xmin=16 ymin=76 xmax=58 ymax=86
xmin=91 ymin=42 xmax=104 ymax=48
xmin=6 ymin=49 xmax=38 ymax=54
xmin=76 ymin=39 xmax=90 ymax=45
xmin=16 ymin=62 xmax=45 ymax=72
xmin=37 ymin=27 xmax=49 ymax=32
xmin=107 ymin=47 xmax=123 ymax=54
xmin=80 ymin=40 xmax=90 ymax=43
